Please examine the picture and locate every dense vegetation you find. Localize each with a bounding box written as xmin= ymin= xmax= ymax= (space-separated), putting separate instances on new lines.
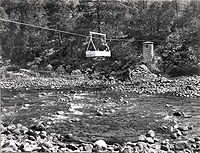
xmin=0 ymin=0 xmax=200 ymax=77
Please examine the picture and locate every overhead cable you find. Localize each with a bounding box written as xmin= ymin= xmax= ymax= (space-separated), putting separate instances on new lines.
xmin=0 ymin=18 xmax=131 ymax=41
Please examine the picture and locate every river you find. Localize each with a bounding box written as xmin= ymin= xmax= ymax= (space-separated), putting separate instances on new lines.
xmin=1 ymin=87 xmax=200 ymax=144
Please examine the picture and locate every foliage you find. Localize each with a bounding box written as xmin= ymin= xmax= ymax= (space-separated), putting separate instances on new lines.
xmin=6 ymin=65 xmax=20 ymax=72
xmin=0 ymin=0 xmax=200 ymax=77
xmin=157 ymin=30 xmax=199 ymax=77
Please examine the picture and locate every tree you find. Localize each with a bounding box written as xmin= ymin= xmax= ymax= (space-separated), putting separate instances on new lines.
xmin=1 ymin=0 xmax=48 ymax=65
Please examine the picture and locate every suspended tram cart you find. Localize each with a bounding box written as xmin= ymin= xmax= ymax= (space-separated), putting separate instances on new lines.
xmin=86 ymin=31 xmax=111 ymax=57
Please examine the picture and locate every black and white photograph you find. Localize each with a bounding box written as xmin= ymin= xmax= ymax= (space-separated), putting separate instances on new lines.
xmin=0 ymin=0 xmax=200 ymax=152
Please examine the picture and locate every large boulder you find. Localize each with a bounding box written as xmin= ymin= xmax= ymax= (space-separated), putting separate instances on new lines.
xmin=129 ymin=64 xmax=158 ymax=83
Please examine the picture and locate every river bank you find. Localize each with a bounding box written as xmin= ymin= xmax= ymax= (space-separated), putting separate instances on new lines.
xmin=1 ymin=121 xmax=200 ymax=153
xmin=1 ymin=71 xmax=200 ymax=98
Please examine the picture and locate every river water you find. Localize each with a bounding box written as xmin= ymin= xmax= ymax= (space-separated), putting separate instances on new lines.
xmin=1 ymin=88 xmax=200 ymax=144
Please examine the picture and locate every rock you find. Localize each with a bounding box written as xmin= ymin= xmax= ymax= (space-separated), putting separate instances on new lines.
xmin=176 ymin=130 xmax=183 ymax=137
xmin=12 ymin=128 xmax=21 ymax=135
xmin=60 ymin=148 xmax=71 ymax=152
xmin=41 ymin=145 xmax=51 ymax=152
xmin=26 ymin=129 xmax=38 ymax=138
xmin=188 ymin=138 xmax=195 ymax=143
xmin=94 ymin=140 xmax=107 ymax=150
xmin=167 ymin=151 xmax=175 ymax=153
xmin=56 ymin=111 xmax=64 ymax=115
xmin=194 ymin=136 xmax=200 ymax=142
xmin=160 ymin=139 xmax=170 ymax=151
xmin=170 ymin=133 xmax=178 ymax=139
xmin=96 ymin=110 xmax=104 ymax=116
xmin=66 ymin=143 xmax=78 ymax=151
xmin=20 ymin=126 xmax=29 ymax=133
xmin=50 ymin=146 xmax=59 ymax=152
xmin=2 ymin=129 xmax=11 ymax=135
xmin=30 ymin=122 xmax=46 ymax=131
xmin=196 ymin=141 xmax=200 ymax=145
xmin=151 ymin=144 xmax=160 ymax=150
xmin=126 ymin=142 xmax=135 ymax=146
xmin=138 ymin=135 xmax=146 ymax=142
xmin=57 ymin=142 xmax=66 ymax=148
xmin=0 ymin=124 xmax=7 ymax=132
xmin=79 ymin=146 xmax=84 ymax=151
xmin=181 ymin=131 xmax=188 ymax=136
xmin=7 ymin=124 xmax=16 ymax=132
xmin=16 ymin=123 xmax=22 ymax=128
xmin=160 ymin=144 xmax=170 ymax=151
xmin=145 ymin=147 xmax=157 ymax=153
xmin=109 ymin=109 xmax=116 ymax=113
xmin=146 ymin=137 xmax=154 ymax=144
xmin=174 ymin=141 xmax=188 ymax=151
xmin=147 ymin=130 xmax=156 ymax=138
xmin=184 ymin=149 xmax=192 ymax=153
xmin=28 ymin=135 xmax=37 ymax=141
xmin=191 ymin=144 xmax=196 ymax=148
xmin=22 ymin=141 xmax=36 ymax=152
xmin=137 ymin=141 xmax=147 ymax=151
xmin=43 ymin=141 xmax=53 ymax=148
xmin=83 ymin=144 xmax=93 ymax=151
xmin=112 ymin=143 xmax=121 ymax=151
xmin=69 ymin=90 xmax=76 ymax=94
xmin=55 ymin=133 xmax=61 ymax=140
xmin=178 ymin=126 xmax=189 ymax=131
xmin=107 ymin=146 xmax=114 ymax=152
xmin=1 ymin=147 xmax=15 ymax=152
xmin=173 ymin=112 xmax=183 ymax=117
xmin=71 ymin=118 xmax=80 ymax=122
xmin=121 ymin=145 xmax=134 ymax=153
xmin=188 ymin=125 xmax=194 ymax=130
xmin=153 ymin=138 xmax=159 ymax=142
xmin=4 ymin=140 xmax=18 ymax=151
xmin=183 ymin=114 xmax=192 ymax=118
xmin=40 ymin=131 xmax=47 ymax=138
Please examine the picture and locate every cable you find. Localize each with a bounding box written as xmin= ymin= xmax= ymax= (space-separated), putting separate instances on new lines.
xmin=0 ymin=18 xmax=163 ymax=42
xmin=0 ymin=18 xmax=87 ymax=37
xmin=0 ymin=18 xmax=132 ymax=41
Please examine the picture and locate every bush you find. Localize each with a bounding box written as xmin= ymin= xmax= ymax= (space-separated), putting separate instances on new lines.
xmin=168 ymin=65 xmax=200 ymax=77
xmin=157 ymin=31 xmax=199 ymax=77
xmin=6 ymin=65 xmax=20 ymax=72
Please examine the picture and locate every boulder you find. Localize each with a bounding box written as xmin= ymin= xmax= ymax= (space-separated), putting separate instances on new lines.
xmin=147 ymin=130 xmax=156 ymax=138
xmin=138 ymin=135 xmax=146 ymax=142
xmin=146 ymin=137 xmax=154 ymax=144
xmin=66 ymin=143 xmax=78 ymax=151
xmin=94 ymin=140 xmax=107 ymax=150
xmin=174 ymin=141 xmax=188 ymax=151
xmin=12 ymin=128 xmax=21 ymax=135
xmin=160 ymin=144 xmax=170 ymax=151
xmin=178 ymin=126 xmax=189 ymax=131
xmin=83 ymin=144 xmax=93 ymax=152
xmin=137 ymin=141 xmax=148 ymax=151
xmin=1 ymin=147 xmax=15 ymax=152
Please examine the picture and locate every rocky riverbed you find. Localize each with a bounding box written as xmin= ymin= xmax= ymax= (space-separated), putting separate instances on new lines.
xmin=110 ymin=65 xmax=200 ymax=98
xmin=1 ymin=67 xmax=200 ymax=152
xmin=0 ymin=71 xmax=200 ymax=98
xmin=1 ymin=121 xmax=200 ymax=153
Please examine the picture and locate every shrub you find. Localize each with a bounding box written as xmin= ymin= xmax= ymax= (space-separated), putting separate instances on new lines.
xmin=6 ymin=65 xmax=20 ymax=72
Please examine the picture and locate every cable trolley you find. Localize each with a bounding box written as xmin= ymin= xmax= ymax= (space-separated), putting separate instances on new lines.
xmin=86 ymin=31 xmax=111 ymax=57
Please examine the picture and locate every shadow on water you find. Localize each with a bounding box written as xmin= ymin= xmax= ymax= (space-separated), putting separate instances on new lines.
xmin=1 ymin=87 xmax=200 ymax=144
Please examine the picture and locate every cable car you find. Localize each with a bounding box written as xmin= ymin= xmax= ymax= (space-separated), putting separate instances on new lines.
xmin=86 ymin=31 xmax=111 ymax=57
